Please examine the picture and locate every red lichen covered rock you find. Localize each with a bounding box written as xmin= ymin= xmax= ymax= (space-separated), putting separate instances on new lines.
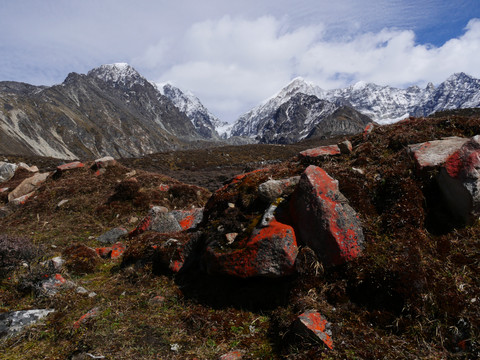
xmin=129 ymin=206 xmax=182 ymax=237
xmin=219 ymin=350 xmax=244 ymax=360
xmin=111 ymin=242 xmax=126 ymax=259
xmin=363 ymin=122 xmax=374 ymax=139
xmin=290 ymin=165 xmax=364 ymax=266
xmin=408 ymin=137 xmax=468 ymax=170
xmin=153 ymin=236 xmax=193 ymax=273
xmin=205 ymin=220 xmax=298 ymax=278
xmin=56 ymin=161 xmax=85 ymax=172
xmin=171 ymin=208 xmax=203 ymax=230
xmin=293 ymin=310 xmax=333 ymax=349
xmin=95 ymin=247 xmax=112 ymax=258
xmin=40 ymin=273 xmax=75 ymax=296
xmin=96 ymin=242 xmax=125 ymax=259
xmin=73 ymin=307 xmax=99 ymax=329
xmin=299 ymin=145 xmax=341 ymax=160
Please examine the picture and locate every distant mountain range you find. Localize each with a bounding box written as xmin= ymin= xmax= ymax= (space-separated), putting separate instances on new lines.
xmin=0 ymin=63 xmax=479 ymax=159
xmin=232 ymin=73 xmax=480 ymax=142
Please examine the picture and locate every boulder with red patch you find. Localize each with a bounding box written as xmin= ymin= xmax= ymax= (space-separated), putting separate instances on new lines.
xmin=56 ymin=161 xmax=85 ymax=172
xmin=436 ymin=135 xmax=480 ymax=224
xmin=290 ymin=165 xmax=364 ymax=266
xmin=408 ymin=136 xmax=468 ymax=171
xmin=129 ymin=206 xmax=182 ymax=237
xmin=293 ymin=310 xmax=333 ymax=349
xmin=204 ymin=219 xmax=298 ymax=278
xmin=171 ymin=208 xmax=203 ymax=230
xmin=299 ymin=145 xmax=341 ymax=160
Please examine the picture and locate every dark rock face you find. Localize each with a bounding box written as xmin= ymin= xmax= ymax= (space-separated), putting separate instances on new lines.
xmin=234 ymin=93 xmax=371 ymax=144
xmin=0 ymin=64 xmax=208 ymax=159
xmin=160 ymin=83 xmax=225 ymax=140
xmin=306 ymin=106 xmax=372 ymax=140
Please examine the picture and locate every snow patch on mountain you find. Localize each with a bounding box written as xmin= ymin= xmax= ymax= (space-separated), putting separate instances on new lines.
xmin=88 ymin=63 xmax=147 ymax=87
xmin=156 ymin=82 xmax=227 ymax=139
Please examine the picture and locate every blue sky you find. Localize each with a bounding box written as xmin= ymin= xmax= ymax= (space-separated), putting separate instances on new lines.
xmin=0 ymin=0 xmax=479 ymax=122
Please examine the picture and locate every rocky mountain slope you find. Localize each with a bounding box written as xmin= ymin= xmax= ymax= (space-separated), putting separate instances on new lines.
xmin=0 ymin=110 xmax=479 ymax=359
xmin=232 ymin=73 xmax=480 ymax=140
xmin=243 ymin=92 xmax=371 ymax=144
xmin=0 ymin=64 xmax=214 ymax=159
xmin=158 ymin=83 xmax=227 ymax=139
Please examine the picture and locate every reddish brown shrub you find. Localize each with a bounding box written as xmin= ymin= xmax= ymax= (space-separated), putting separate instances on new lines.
xmin=63 ymin=243 xmax=99 ymax=274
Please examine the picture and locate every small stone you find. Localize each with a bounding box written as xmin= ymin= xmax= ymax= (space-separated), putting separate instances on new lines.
xmin=228 ymin=202 xmax=235 ymax=208
xmin=56 ymin=199 xmax=69 ymax=208
xmin=129 ymin=216 xmax=139 ymax=224
xmin=73 ymin=307 xmax=99 ymax=329
xmin=94 ymin=156 xmax=116 ymax=168
xmin=225 ymin=233 xmax=238 ymax=244
xmin=9 ymin=191 xmax=36 ymax=206
xmin=149 ymin=295 xmax=166 ymax=305
xmin=88 ymin=292 xmax=97 ymax=298
xmin=205 ymin=220 xmax=298 ymax=278
xmin=76 ymin=287 xmax=89 ymax=294
xmin=219 ymin=350 xmax=244 ymax=360
xmin=111 ymin=242 xmax=126 ymax=259
xmin=125 ymin=170 xmax=137 ymax=178
xmin=97 ymin=227 xmax=128 ymax=244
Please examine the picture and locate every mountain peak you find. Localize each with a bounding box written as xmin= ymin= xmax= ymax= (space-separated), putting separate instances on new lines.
xmin=87 ymin=63 xmax=145 ymax=86
xmin=446 ymin=72 xmax=475 ymax=83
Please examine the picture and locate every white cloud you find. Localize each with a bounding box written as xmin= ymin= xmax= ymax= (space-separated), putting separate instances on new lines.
xmin=1 ymin=1 xmax=479 ymax=123
xmin=140 ymin=16 xmax=480 ymax=123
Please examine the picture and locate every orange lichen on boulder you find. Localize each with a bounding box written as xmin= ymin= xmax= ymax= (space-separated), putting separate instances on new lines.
xmin=205 ymin=219 xmax=298 ymax=278
xmin=290 ymin=165 xmax=364 ymax=266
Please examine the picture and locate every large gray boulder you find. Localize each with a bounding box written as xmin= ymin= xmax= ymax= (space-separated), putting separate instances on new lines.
xmin=8 ymin=172 xmax=49 ymax=202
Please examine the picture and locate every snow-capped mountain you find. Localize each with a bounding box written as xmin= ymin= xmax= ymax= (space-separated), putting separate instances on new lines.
xmin=87 ymin=63 xmax=148 ymax=88
xmin=232 ymin=72 xmax=480 ymax=141
xmin=254 ymin=93 xmax=371 ymax=144
xmin=231 ymin=78 xmax=324 ymax=138
xmin=157 ymin=83 xmax=227 ymax=139
xmin=231 ymin=77 xmax=371 ymax=142
xmin=411 ymin=73 xmax=480 ymax=117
